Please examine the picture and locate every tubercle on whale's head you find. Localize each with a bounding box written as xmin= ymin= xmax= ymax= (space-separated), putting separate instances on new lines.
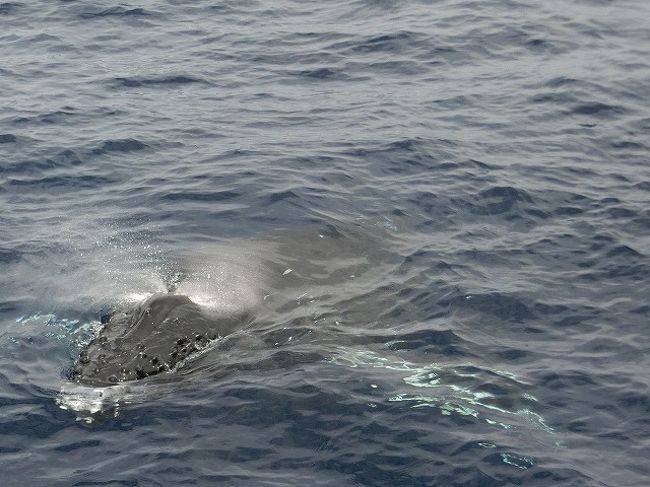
xmin=70 ymin=293 xmax=236 ymax=387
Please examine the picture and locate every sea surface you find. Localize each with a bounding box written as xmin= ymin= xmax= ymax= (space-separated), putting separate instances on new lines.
xmin=1 ymin=1 xmax=649 ymax=486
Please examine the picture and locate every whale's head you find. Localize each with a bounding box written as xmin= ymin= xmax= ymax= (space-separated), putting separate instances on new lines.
xmin=70 ymin=293 xmax=244 ymax=387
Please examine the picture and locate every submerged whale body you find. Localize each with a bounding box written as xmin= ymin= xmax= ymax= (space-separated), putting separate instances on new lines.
xmin=70 ymin=293 xmax=247 ymax=387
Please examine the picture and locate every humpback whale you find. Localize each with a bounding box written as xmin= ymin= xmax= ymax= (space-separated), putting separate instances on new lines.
xmin=65 ymin=225 xmax=384 ymax=390
xmin=70 ymin=293 xmax=249 ymax=387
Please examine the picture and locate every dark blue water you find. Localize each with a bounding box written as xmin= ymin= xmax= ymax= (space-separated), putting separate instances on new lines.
xmin=2 ymin=1 xmax=649 ymax=485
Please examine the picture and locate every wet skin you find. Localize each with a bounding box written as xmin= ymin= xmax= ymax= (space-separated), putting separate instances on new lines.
xmin=70 ymin=294 xmax=244 ymax=387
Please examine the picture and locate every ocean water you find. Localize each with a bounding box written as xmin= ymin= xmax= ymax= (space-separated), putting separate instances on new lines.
xmin=1 ymin=0 xmax=649 ymax=485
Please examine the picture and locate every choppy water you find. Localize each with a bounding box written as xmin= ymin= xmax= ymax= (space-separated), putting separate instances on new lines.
xmin=2 ymin=1 xmax=650 ymax=485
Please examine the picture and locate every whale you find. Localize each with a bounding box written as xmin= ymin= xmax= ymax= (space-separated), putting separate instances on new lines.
xmin=69 ymin=293 xmax=250 ymax=387
xmin=64 ymin=225 xmax=388 ymax=391
xmin=52 ymin=224 xmax=396 ymax=422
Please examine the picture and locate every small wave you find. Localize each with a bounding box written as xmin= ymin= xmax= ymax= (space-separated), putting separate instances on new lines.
xmin=112 ymin=75 xmax=206 ymax=88
xmin=386 ymin=329 xmax=461 ymax=352
xmin=293 ymin=68 xmax=348 ymax=81
xmin=160 ymin=190 xmax=240 ymax=203
xmin=79 ymin=7 xmax=153 ymax=19
xmin=452 ymin=292 xmax=536 ymax=323
xmin=266 ymin=189 xmax=299 ymax=204
xmin=12 ymin=108 xmax=78 ymax=126
xmin=0 ymin=133 xmax=17 ymax=143
xmin=0 ymin=149 xmax=83 ymax=177
xmin=571 ymin=102 xmax=625 ymax=116
xmin=468 ymin=186 xmax=534 ymax=216
xmin=92 ymin=139 xmax=149 ymax=154
xmin=633 ymin=181 xmax=650 ymax=192
xmin=330 ymin=31 xmax=423 ymax=55
xmin=7 ymin=174 xmax=115 ymax=190
xmin=0 ymin=2 xmax=20 ymax=15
